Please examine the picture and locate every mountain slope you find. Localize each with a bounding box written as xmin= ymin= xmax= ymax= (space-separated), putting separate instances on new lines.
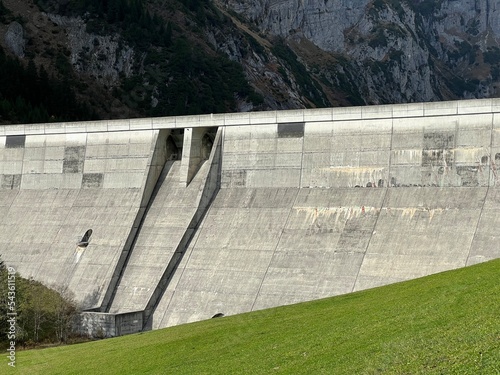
xmin=1 ymin=0 xmax=500 ymax=124
xmin=226 ymin=0 xmax=500 ymax=104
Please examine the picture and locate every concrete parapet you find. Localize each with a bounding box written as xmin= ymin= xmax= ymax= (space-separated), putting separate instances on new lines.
xmin=2 ymin=98 xmax=500 ymax=136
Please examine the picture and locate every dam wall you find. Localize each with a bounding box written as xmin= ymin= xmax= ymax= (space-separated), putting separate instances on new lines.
xmin=1 ymin=99 xmax=500 ymax=335
xmin=0 ymin=129 xmax=168 ymax=310
xmin=151 ymin=100 xmax=500 ymax=328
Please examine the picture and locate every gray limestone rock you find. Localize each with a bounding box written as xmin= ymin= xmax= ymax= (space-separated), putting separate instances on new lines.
xmin=5 ymin=21 xmax=25 ymax=58
xmin=47 ymin=14 xmax=135 ymax=86
xmin=225 ymin=0 xmax=500 ymax=104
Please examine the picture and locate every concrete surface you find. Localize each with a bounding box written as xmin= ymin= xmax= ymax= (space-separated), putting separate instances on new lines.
xmin=153 ymin=99 xmax=500 ymax=328
xmin=0 ymin=130 xmax=159 ymax=309
xmin=2 ymin=98 xmax=500 ymax=335
xmin=107 ymin=128 xmax=221 ymax=318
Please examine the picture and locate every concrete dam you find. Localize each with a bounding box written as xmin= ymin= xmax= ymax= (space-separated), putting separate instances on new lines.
xmin=1 ymin=98 xmax=499 ymax=336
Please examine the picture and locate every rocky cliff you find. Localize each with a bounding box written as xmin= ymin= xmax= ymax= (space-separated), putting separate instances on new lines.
xmin=225 ymin=0 xmax=500 ymax=104
xmin=1 ymin=0 xmax=500 ymax=123
xmin=46 ymin=14 xmax=135 ymax=85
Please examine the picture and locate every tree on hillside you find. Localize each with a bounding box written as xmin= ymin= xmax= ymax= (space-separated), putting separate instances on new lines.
xmin=52 ymin=285 xmax=78 ymax=343
xmin=17 ymin=278 xmax=79 ymax=344
xmin=0 ymin=255 xmax=80 ymax=347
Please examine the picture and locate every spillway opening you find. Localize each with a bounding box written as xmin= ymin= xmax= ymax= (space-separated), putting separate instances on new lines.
xmin=167 ymin=129 xmax=184 ymax=160
xmin=202 ymin=131 xmax=215 ymax=160
xmin=77 ymin=229 xmax=93 ymax=247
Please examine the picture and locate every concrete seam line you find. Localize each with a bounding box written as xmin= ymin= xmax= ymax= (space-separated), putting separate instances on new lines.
xmin=250 ymin=187 xmax=301 ymax=312
xmin=19 ymin=134 xmax=26 ymax=190
xmin=465 ymin=114 xmax=494 ymax=266
xmin=351 ymin=117 xmax=394 ymax=293
xmin=5 ymin=132 xmax=24 ymax=205
xmin=298 ymin=123 xmax=305 ymax=188
xmin=155 ymin=228 xmax=201 ymax=328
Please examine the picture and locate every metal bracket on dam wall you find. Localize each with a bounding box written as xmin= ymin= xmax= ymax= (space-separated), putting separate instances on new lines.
xmin=1 ymin=98 xmax=500 ymax=336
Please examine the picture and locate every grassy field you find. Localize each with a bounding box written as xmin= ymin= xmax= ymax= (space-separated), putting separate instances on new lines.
xmin=12 ymin=259 xmax=500 ymax=374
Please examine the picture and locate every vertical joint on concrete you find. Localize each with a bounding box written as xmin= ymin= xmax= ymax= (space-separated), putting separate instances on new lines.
xmin=351 ymin=117 xmax=394 ymax=293
xmin=465 ymin=112 xmax=495 ymax=266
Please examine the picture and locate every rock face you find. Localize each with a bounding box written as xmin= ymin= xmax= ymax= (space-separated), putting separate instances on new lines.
xmin=228 ymin=0 xmax=369 ymax=52
xmin=227 ymin=0 xmax=500 ymax=52
xmin=3 ymin=0 xmax=500 ymax=118
xmin=47 ymin=14 xmax=135 ymax=86
xmin=225 ymin=0 xmax=500 ymax=105
xmin=206 ymin=25 xmax=308 ymax=110
xmin=4 ymin=21 xmax=25 ymax=58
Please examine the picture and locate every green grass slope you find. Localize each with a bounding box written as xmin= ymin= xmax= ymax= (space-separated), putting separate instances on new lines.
xmin=15 ymin=259 xmax=500 ymax=374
